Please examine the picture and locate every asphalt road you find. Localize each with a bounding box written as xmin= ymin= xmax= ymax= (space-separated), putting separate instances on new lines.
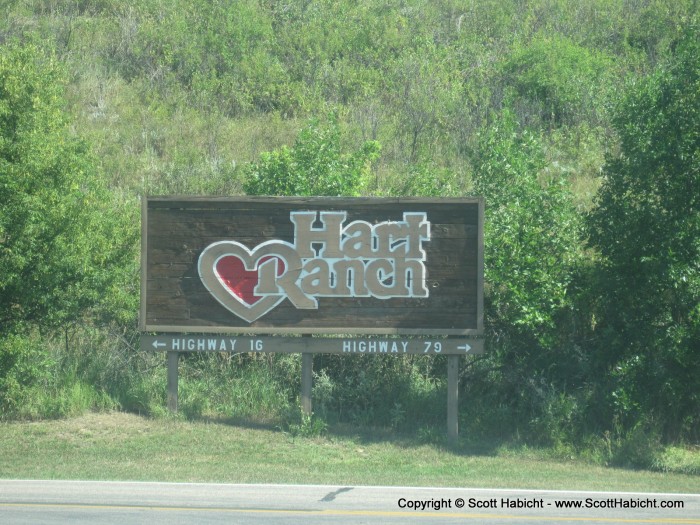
xmin=0 ymin=480 xmax=698 ymax=524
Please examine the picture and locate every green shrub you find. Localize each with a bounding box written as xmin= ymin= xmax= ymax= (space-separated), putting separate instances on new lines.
xmin=244 ymin=113 xmax=380 ymax=196
xmin=587 ymin=23 xmax=700 ymax=441
xmin=0 ymin=334 xmax=54 ymax=419
xmin=502 ymin=35 xmax=614 ymax=127
xmin=0 ymin=42 xmax=136 ymax=334
xmin=282 ymin=407 xmax=329 ymax=440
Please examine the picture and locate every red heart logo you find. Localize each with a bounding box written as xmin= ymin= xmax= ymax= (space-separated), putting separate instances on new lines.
xmin=199 ymin=240 xmax=296 ymax=323
xmin=215 ymin=255 xmax=286 ymax=306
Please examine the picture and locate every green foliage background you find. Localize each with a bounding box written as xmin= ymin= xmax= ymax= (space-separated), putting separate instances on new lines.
xmin=0 ymin=0 xmax=698 ymax=467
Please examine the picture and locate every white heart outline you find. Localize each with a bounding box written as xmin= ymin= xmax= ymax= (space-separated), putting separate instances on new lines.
xmin=198 ymin=240 xmax=294 ymax=323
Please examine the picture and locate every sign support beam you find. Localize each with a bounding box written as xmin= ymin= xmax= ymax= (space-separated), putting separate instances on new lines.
xmin=301 ymin=353 xmax=313 ymax=417
xmin=167 ymin=351 xmax=179 ymax=413
xmin=447 ymin=354 xmax=459 ymax=445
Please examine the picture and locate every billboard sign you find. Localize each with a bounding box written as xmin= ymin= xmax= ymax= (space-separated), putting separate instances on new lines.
xmin=140 ymin=197 xmax=483 ymax=336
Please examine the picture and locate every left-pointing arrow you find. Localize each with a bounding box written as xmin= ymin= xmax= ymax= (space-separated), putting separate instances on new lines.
xmin=152 ymin=340 xmax=167 ymax=349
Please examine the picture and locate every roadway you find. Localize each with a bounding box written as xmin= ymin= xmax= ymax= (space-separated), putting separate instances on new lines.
xmin=0 ymin=480 xmax=698 ymax=524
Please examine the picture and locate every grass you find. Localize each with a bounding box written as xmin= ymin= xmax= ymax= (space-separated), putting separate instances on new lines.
xmin=0 ymin=412 xmax=698 ymax=493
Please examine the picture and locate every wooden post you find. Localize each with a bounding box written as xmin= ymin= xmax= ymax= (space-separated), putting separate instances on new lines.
xmin=301 ymin=352 xmax=313 ymax=416
xmin=167 ymin=351 xmax=179 ymax=413
xmin=447 ymin=354 xmax=459 ymax=444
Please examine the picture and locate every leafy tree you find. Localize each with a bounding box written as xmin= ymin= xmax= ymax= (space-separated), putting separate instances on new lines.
xmin=243 ymin=114 xmax=380 ymax=196
xmin=473 ymin=110 xmax=584 ymax=344
xmin=586 ymin=24 xmax=700 ymax=440
xmin=111 ymin=0 xmax=297 ymax=116
xmin=467 ymin=110 xmax=587 ymax=442
xmin=0 ymin=43 xmax=137 ymax=335
xmin=502 ymin=35 xmax=613 ymax=127
xmin=384 ymin=42 xmax=463 ymax=164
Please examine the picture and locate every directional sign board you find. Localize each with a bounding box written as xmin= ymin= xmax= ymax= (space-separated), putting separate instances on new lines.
xmin=140 ymin=335 xmax=484 ymax=355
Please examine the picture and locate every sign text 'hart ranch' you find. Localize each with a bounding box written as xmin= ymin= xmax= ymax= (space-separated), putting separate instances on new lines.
xmin=140 ymin=197 xmax=484 ymax=335
xmin=198 ymin=210 xmax=430 ymax=323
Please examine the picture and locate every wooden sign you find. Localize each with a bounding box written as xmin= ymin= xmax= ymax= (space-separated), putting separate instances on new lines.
xmin=140 ymin=197 xmax=483 ymax=336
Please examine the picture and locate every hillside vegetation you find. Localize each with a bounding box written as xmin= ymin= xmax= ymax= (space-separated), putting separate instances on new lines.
xmin=0 ymin=0 xmax=698 ymax=470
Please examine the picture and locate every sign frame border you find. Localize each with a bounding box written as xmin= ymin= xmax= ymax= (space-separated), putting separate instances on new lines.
xmin=140 ymin=196 xmax=484 ymax=336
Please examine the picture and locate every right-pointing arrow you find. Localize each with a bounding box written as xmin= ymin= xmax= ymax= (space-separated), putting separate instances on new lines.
xmin=457 ymin=344 xmax=471 ymax=353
